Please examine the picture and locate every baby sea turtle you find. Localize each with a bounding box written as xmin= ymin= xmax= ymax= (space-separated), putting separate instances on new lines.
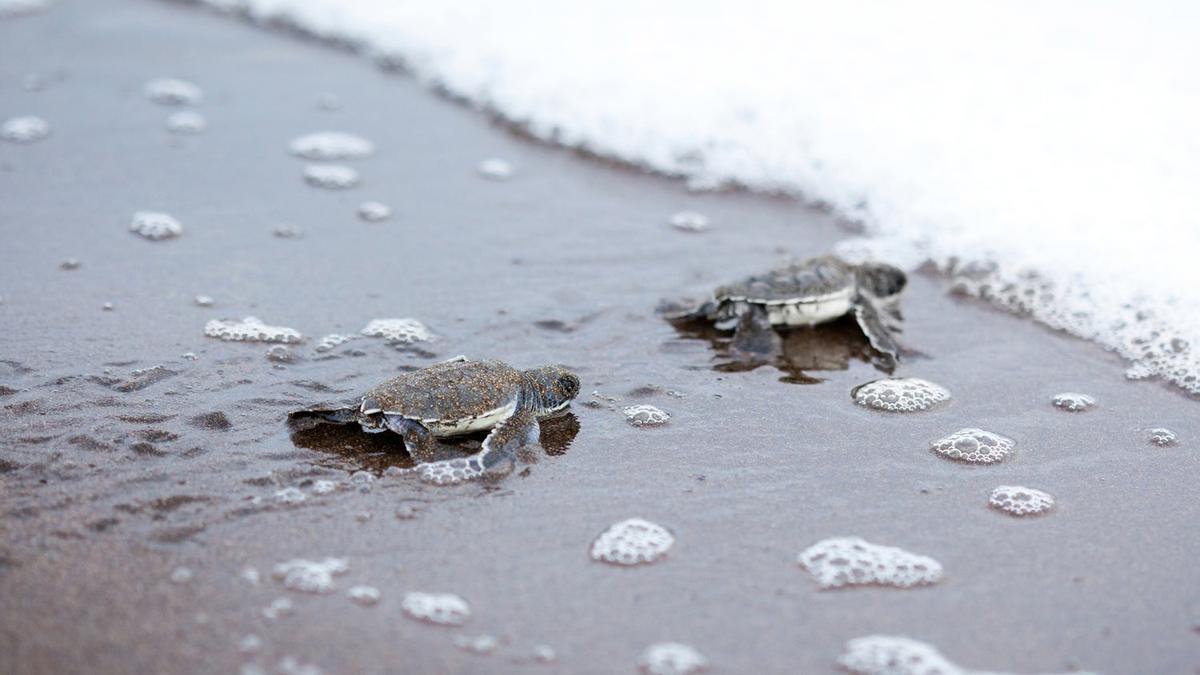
xmin=289 ymin=358 xmax=580 ymax=476
xmin=659 ymin=255 xmax=907 ymax=361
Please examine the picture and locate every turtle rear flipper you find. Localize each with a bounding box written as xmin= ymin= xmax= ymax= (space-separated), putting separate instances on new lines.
xmin=730 ymin=304 xmax=782 ymax=360
xmin=287 ymin=405 xmax=359 ymax=427
xmin=416 ymin=405 xmax=539 ymax=485
xmin=854 ymin=297 xmax=901 ymax=363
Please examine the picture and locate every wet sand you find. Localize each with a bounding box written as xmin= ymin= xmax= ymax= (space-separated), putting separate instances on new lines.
xmin=1 ymin=2 xmax=1198 ymax=674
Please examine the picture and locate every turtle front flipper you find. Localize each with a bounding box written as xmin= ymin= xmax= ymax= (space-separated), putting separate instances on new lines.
xmin=382 ymin=414 xmax=441 ymax=462
xmin=416 ymin=405 xmax=540 ymax=486
xmin=854 ymin=297 xmax=901 ymax=363
xmin=730 ymin=304 xmax=782 ymax=359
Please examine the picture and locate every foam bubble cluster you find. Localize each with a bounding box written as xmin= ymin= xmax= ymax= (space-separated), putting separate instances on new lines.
xmin=668 ymin=211 xmax=710 ymax=233
xmin=272 ymin=558 xmax=348 ymax=594
xmin=477 ymin=157 xmax=514 ymax=180
xmin=798 ymin=537 xmax=942 ymax=589
xmin=638 ymin=643 xmax=709 ymax=675
xmin=303 ymin=164 xmax=359 ymax=189
xmin=1 ymin=115 xmax=50 ymax=143
xmin=144 ymin=77 xmax=202 ymax=105
xmin=361 ymin=318 xmax=432 ymax=344
xmin=289 ymin=131 xmax=375 ymax=160
xmin=591 ymin=518 xmax=674 ymax=566
xmin=347 ymin=585 xmax=380 ymax=606
xmin=931 ymin=428 xmax=1014 ymax=464
xmin=129 ymin=211 xmax=183 ymax=240
xmin=401 ymin=592 xmax=471 ymax=626
xmin=623 ymin=404 xmax=671 ymax=427
xmin=838 ymin=635 xmax=1095 ymax=675
xmin=1147 ymin=427 xmax=1178 ymax=447
xmin=274 ymin=486 xmax=306 ymax=504
xmin=416 ymin=457 xmax=483 ymax=485
xmin=314 ymin=334 xmax=358 ymax=353
xmin=205 ymin=316 xmax=302 ymax=343
xmin=1052 ymin=392 xmax=1095 ymax=412
xmin=852 ymin=378 xmax=950 ymax=412
xmin=454 ymin=634 xmax=498 ymax=655
xmin=357 ymin=201 xmax=392 ymax=222
xmin=166 ymin=111 xmax=207 ymax=134
xmin=989 ymin=485 xmax=1055 ymax=517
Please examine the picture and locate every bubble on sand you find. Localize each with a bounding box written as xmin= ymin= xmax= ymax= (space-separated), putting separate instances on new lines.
xmin=797 ymin=537 xmax=942 ymax=589
xmin=347 ymin=585 xmax=380 ymax=606
xmin=59 ymin=258 xmax=80 ymax=270
xmin=303 ymin=164 xmax=359 ymax=189
xmin=266 ymin=345 xmax=295 ymax=363
xmin=357 ymin=201 xmax=392 ymax=222
xmin=931 ymin=428 xmax=1014 ymax=464
xmin=0 ymin=0 xmax=53 ymax=18
xmin=532 ymin=645 xmax=557 ymax=663
xmin=591 ymin=518 xmax=674 ymax=566
xmin=170 ymin=566 xmax=193 ymax=584
xmin=401 ymin=592 xmax=471 ymax=626
xmin=144 ymin=78 xmax=202 ymax=106
xmin=314 ymin=334 xmax=357 ymax=353
xmin=1 ymin=116 xmax=50 ymax=143
xmin=639 ymin=643 xmax=709 ymax=675
xmin=416 ymin=457 xmax=482 ymax=485
xmin=165 ymin=110 xmax=206 ymax=134
xmin=102 ymin=302 xmax=114 ymax=311
xmin=273 ymin=486 xmax=305 ymax=504
xmin=837 ymin=635 xmax=1096 ymax=675
xmin=205 ymin=317 xmax=302 ymax=343
xmin=1148 ymin=427 xmax=1178 ymax=447
xmin=311 ymin=480 xmax=337 ymax=495
xmin=361 ymin=318 xmax=432 ymax=345
xmin=668 ymin=211 xmax=709 ymax=233
xmin=240 ymin=567 xmax=260 ymax=585
xmin=130 ymin=211 xmax=183 ymax=241
xmin=852 ymin=378 xmax=950 ymax=412
xmin=261 ymin=597 xmax=293 ymax=620
xmin=1052 ymin=392 xmax=1095 ymax=412
xmin=272 ymin=558 xmax=348 ymax=594
xmin=278 ymin=656 xmax=324 ymax=675
xmin=455 ymin=634 xmax=498 ymax=655
xmin=239 ymin=634 xmax=262 ymax=654
xmin=477 ymin=157 xmax=514 ymax=180
xmin=989 ymin=485 xmax=1055 ymax=517
xmin=289 ymin=131 xmax=374 ymax=160
xmin=623 ymin=404 xmax=671 ymax=427
xmin=194 ymin=295 xmax=214 ymax=307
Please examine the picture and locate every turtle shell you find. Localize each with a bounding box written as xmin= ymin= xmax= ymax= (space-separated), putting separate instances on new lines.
xmin=361 ymin=359 xmax=523 ymax=434
xmin=714 ymin=256 xmax=857 ymax=326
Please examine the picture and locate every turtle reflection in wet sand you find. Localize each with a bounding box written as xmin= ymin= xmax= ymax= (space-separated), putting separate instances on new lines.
xmin=659 ymin=255 xmax=908 ymax=371
xmin=289 ymin=358 xmax=580 ymax=484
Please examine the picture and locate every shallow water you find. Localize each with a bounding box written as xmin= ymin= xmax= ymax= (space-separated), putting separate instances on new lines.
xmin=1 ymin=2 xmax=1199 ymax=674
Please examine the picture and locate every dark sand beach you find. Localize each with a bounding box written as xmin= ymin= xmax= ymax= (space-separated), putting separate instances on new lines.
xmin=1 ymin=2 xmax=1198 ymax=674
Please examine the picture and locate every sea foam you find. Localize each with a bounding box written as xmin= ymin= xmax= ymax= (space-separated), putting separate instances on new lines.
xmin=192 ymin=0 xmax=1200 ymax=394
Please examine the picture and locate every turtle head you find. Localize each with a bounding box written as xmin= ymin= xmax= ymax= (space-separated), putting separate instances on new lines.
xmin=522 ymin=365 xmax=581 ymax=414
xmin=856 ymin=263 xmax=907 ymax=299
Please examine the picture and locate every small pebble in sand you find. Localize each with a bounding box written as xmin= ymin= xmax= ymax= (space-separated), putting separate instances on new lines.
xmin=316 ymin=93 xmax=341 ymax=111
xmin=623 ymin=404 xmax=671 ymax=427
xmin=477 ymin=157 xmax=514 ymax=180
xmin=394 ymin=504 xmax=419 ymax=520
xmin=401 ymin=592 xmax=471 ymax=626
xmin=357 ymin=201 xmax=392 ymax=222
xmin=1 ymin=115 xmax=50 ymax=143
xmin=1147 ymin=427 xmax=1178 ymax=447
xmin=354 ymin=512 xmax=371 ymax=523
xmin=60 ymin=258 xmax=81 ymax=270
xmin=170 ymin=566 xmax=194 ymax=584
xmin=273 ymin=487 xmax=306 ymax=504
xmin=289 ymin=131 xmax=374 ymax=160
xmin=931 ymin=428 xmax=1014 ymax=464
xmin=989 ymin=485 xmax=1055 ymax=517
xmin=194 ymin=295 xmax=214 ymax=307
xmin=638 ymin=642 xmax=709 ymax=675
xmin=272 ymin=558 xmax=348 ymax=594
xmin=1052 ymin=392 xmax=1095 ymax=412
xmin=347 ymin=585 xmax=381 ymax=606
xmin=130 ymin=211 xmax=183 ymax=241
xmin=144 ymin=77 xmax=203 ymax=106
xmin=205 ymin=316 xmax=302 ymax=343
xmin=454 ymin=634 xmax=498 ymax=655
xmin=798 ymin=537 xmax=942 ymax=589
xmin=101 ymin=302 xmax=114 ymax=311
xmin=591 ymin=518 xmax=674 ymax=566
xmin=303 ymin=164 xmax=359 ymax=189
xmin=668 ymin=210 xmax=710 ymax=233
xmin=165 ymin=110 xmax=206 ymax=134
xmin=852 ymin=378 xmax=950 ymax=412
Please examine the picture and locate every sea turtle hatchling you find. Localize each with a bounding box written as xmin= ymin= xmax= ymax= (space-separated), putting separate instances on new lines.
xmin=659 ymin=255 xmax=908 ymax=362
xmin=289 ymin=358 xmax=580 ymax=482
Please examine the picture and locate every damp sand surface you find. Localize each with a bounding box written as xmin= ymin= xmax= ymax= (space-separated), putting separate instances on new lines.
xmin=1 ymin=2 xmax=1199 ymax=674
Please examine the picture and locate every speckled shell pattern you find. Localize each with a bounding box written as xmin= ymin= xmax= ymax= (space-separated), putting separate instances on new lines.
xmin=363 ymin=359 xmax=523 ymax=423
xmin=714 ymin=255 xmax=855 ymax=303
